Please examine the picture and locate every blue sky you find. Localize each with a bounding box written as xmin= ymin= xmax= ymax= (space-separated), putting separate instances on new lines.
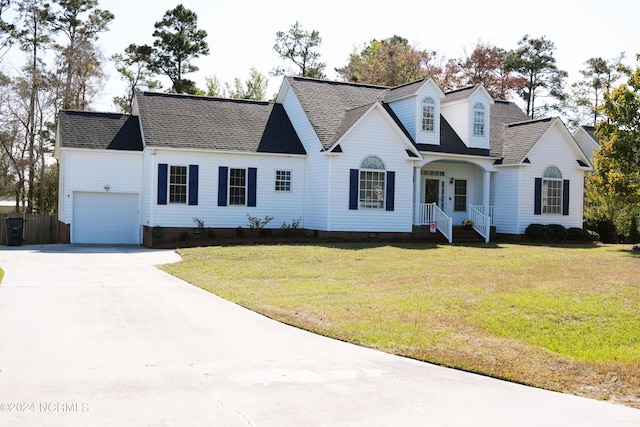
xmin=2 ymin=0 xmax=638 ymax=110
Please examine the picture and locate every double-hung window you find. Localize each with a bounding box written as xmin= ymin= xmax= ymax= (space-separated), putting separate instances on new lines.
xmin=422 ymin=97 xmax=436 ymax=132
xmin=454 ymin=179 xmax=467 ymax=212
xmin=542 ymin=166 xmax=563 ymax=214
xmin=169 ymin=166 xmax=187 ymax=204
xmin=229 ymin=168 xmax=246 ymax=205
xmin=359 ymin=156 xmax=386 ymax=209
xmin=473 ymin=103 xmax=485 ymax=136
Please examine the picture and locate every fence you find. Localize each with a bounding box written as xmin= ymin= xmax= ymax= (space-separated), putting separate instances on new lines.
xmin=0 ymin=214 xmax=59 ymax=246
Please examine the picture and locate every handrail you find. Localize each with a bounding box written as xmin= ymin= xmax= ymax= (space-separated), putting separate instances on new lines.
xmin=469 ymin=205 xmax=495 ymax=226
xmin=468 ymin=205 xmax=491 ymax=243
xmin=417 ymin=203 xmax=452 ymax=243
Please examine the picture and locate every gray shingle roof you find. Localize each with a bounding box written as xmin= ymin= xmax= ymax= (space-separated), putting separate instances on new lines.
xmin=136 ymin=91 xmax=305 ymax=155
xmin=497 ymin=116 xmax=554 ymax=164
xmin=286 ymin=77 xmax=389 ymax=150
xmin=581 ymin=125 xmax=598 ymax=143
xmin=58 ymin=111 xmax=142 ymax=151
xmin=442 ymin=86 xmax=477 ymax=104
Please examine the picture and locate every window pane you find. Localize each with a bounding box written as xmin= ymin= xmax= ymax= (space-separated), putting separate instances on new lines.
xmin=543 ymin=179 xmax=562 ymax=214
xmin=229 ymin=168 xmax=246 ymax=205
xmin=169 ymin=166 xmax=187 ymax=204
xmin=275 ymin=170 xmax=291 ymax=192
xmin=454 ymin=179 xmax=467 ymax=212
xmin=359 ymin=170 xmax=385 ymax=209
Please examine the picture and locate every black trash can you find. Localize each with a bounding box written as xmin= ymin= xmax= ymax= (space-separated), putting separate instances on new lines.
xmin=6 ymin=217 xmax=24 ymax=246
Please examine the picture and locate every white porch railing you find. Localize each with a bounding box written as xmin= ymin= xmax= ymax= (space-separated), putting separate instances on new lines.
xmin=469 ymin=205 xmax=495 ymax=226
xmin=468 ymin=205 xmax=492 ymax=243
xmin=417 ymin=203 xmax=452 ymax=243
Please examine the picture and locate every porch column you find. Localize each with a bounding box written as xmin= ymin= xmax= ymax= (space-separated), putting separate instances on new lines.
xmin=483 ymin=170 xmax=491 ymax=243
xmin=414 ymin=167 xmax=421 ymax=225
xmin=483 ymin=170 xmax=491 ymax=210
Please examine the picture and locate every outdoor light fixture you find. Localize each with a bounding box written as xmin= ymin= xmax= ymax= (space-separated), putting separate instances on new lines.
xmin=449 ymin=177 xmax=454 ymax=184
xmin=104 ymin=185 xmax=111 ymax=192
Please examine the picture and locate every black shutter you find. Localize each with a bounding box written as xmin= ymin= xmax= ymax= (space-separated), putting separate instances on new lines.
xmin=218 ymin=166 xmax=228 ymax=206
xmin=188 ymin=165 xmax=198 ymax=205
xmin=386 ymin=171 xmax=395 ymax=211
xmin=248 ymin=167 xmax=257 ymax=207
xmin=534 ymin=178 xmax=542 ymax=215
xmin=562 ymin=180 xmax=570 ymax=216
xmin=157 ymin=163 xmax=168 ymax=205
xmin=349 ymin=169 xmax=359 ymax=210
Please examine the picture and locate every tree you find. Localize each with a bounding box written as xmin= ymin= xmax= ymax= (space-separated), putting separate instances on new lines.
xmin=337 ymin=35 xmax=447 ymax=87
xmin=52 ymin=0 xmax=113 ymax=110
xmin=503 ymin=35 xmax=568 ymax=119
xmin=457 ymin=41 xmax=525 ymax=99
xmin=225 ymin=67 xmax=268 ymax=100
xmin=594 ymin=55 xmax=640 ymax=212
xmin=12 ymin=0 xmax=55 ymax=213
xmin=562 ymin=55 xmax=624 ymax=129
xmin=273 ymin=21 xmax=325 ymax=79
xmin=1 ymin=0 xmax=14 ymax=61
xmin=112 ymin=43 xmax=161 ymax=112
xmin=148 ymin=4 xmax=209 ymax=94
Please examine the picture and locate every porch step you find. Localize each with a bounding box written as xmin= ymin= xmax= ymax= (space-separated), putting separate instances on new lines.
xmin=451 ymin=226 xmax=485 ymax=243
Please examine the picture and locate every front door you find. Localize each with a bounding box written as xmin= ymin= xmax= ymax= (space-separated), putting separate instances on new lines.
xmin=425 ymin=179 xmax=443 ymax=208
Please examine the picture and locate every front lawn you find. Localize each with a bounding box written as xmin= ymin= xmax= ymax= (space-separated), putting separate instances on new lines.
xmin=161 ymin=243 xmax=640 ymax=407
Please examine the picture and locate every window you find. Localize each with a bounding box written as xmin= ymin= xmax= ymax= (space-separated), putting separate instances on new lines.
xmin=454 ymin=179 xmax=467 ymax=212
xmin=169 ymin=166 xmax=187 ymax=204
xmin=542 ymin=166 xmax=562 ymax=214
xmin=359 ymin=156 xmax=385 ymax=209
xmin=275 ymin=170 xmax=291 ymax=192
xmin=229 ymin=168 xmax=246 ymax=205
xmin=422 ymin=97 xmax=436 ymax=132
xmin=473 ymin=103 xmax=485 ymax=136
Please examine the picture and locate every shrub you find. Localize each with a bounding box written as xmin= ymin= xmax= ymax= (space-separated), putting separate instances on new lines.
xmin=179 ymin=231 xmax=190 ymax=241
xmin=547 ymin=224 xmax=568 ymax=241
xmin=525 ymin=224 xmax=549 ymax=241
xmin=281 ymin=217 xmax=303 ymax=236
xmin=595 ymin=219 xmax=619 ymax=243
xmin=626 ymin=216 xmax=640 ymax=244
xmin=567 ymin=227 xmax=599 ymax=242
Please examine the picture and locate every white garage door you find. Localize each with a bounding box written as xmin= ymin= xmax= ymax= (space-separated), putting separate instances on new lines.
xmin=73 ymin=192 xmax=140 ymax=244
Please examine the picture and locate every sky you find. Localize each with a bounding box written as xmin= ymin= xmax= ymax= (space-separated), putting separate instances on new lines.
xmin=2 ymin=0 xmax=638 ymax=111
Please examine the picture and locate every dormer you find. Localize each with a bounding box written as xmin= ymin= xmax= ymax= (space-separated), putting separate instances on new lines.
xmin=385 ymin=78 xmax=445 ymax=146
xmin=441 ymin=85 xmax=494 ymax=150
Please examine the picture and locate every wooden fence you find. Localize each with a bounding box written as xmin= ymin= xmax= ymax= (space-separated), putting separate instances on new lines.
xmin=0 ymin=214 xmax=58 ymax=246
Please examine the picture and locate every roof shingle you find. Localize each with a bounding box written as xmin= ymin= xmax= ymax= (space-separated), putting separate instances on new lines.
xmin=58 ymin=111 xmax=142 ymax=151
xmin=135 ymin=91 xmax=305 ymax=154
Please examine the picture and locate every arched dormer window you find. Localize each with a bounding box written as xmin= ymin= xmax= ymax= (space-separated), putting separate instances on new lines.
xmin=473 ymin=102 xmax=485 ymax=136
xmin=542 ymin=166 xmax=562 ymax=214
xmin=359 ymin=156 xmax=386 ymax=209
xmin=422 ymin=97 xmax=436 ymax=132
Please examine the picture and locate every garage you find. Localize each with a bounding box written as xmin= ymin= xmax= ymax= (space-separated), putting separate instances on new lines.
xmin=72 ymin=192 xmax=140 ymax=244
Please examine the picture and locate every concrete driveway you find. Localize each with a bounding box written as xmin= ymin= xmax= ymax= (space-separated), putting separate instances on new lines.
xmin=0 ymin=245 xmax=638 ymax=427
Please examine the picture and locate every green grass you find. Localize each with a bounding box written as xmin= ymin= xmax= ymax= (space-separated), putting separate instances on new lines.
xmin=161 ymin=243 xmax=640 ymax=407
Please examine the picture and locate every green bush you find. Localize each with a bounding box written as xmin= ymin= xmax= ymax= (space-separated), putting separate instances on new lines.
xmin=547 ymin=224 xmax=568 ymax=241
xmin=525 ymin=224 xmax=549 ymax=241
xmin=567 ymin=227 xmax=599 ymax=242
xmin=626 ymin=216 xmax=640 ymax=244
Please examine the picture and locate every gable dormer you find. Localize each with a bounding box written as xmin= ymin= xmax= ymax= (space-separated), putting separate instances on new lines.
xmin=441 ymin=85 xmax=494 ymax=150
xmin=385 ymin=78 xmax=445 ymax=146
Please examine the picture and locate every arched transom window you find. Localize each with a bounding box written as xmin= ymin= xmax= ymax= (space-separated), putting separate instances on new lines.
xmin=542 ymin=166 xmax=562 ymax=214
xmin=473 ymin=102 xmax=485 ymax=136
xmin=359 ymin=156 xmax=386 ymax=209
xmin=422 ymin=97 xmax=436 ymax=132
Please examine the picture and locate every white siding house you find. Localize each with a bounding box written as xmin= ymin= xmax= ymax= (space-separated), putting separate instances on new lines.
xmin=56 ymin=76 xmax=592 ymax=245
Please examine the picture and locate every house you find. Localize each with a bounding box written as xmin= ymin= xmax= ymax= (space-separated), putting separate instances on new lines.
xmin=573 ymin=125 xmax=600 ymax=164
xmin=55 ymin=76 xmax=593 ymax=245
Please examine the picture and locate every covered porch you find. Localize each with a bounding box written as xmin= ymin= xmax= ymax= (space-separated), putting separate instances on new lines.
xmin=413 ymin=158 xmax=496 ymax=243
